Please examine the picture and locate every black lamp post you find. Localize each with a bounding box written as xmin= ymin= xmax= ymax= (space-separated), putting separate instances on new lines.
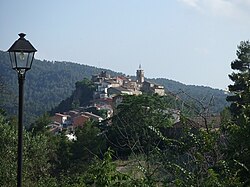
xmin=7 ymin=33 xmax=37 ymax=187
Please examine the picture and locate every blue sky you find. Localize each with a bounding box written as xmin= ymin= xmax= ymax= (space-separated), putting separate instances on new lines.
xmin=1 ymin=0 xmax=250 ymax=89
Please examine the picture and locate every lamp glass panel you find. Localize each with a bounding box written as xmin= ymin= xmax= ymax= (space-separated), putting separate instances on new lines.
xmin=14 ymin=52 xmax=34 ymax=70
xmin=27 ymin=52 xmax=35 ymax=69
xmin=9 ymin=52 xmax=17 ymax=69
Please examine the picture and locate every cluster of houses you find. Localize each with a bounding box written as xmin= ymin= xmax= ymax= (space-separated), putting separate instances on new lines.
xmin=48 ymin=108 xmax=105 ymax=136
xmin=48 ymin=66 xmax=166 ymax=135
xmin=92 ymin=65 xmax=165 ymax=99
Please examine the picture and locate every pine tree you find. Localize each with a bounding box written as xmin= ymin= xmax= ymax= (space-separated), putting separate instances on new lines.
xmin=227 ymin=40 xmax=250 ymax=121
xmin=225 ymin=41 xmax=250 ymax=185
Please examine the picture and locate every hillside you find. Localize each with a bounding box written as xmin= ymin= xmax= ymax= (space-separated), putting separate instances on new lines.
xmin=0 ymin=50 xmax=228 ymax=124
xmin=150 ymin=78 xmax=228 ymax=114
xmin=0 ymin=50 xmax=121 ymax=123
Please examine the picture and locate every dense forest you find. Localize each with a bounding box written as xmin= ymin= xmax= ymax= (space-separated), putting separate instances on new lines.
xmin=1 ymin=41 xmax=250 ymax=186
xmin=0 ymin=50 xmax=227 ymax=125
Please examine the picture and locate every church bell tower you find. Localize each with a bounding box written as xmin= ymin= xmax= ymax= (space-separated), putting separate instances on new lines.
xmin=136 ymin=64 xmax=144 ymax=84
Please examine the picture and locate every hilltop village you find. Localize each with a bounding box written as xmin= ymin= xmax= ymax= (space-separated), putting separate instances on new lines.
xmin=49 ymin=66 xmax=166 ymax=135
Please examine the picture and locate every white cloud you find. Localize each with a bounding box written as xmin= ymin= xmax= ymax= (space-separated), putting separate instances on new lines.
xmin=178 ymin=0 xmax=250 ymax=21
xmin=206 ymin=0 xmax=237 ymax=17
xmin=178 ymin=0 xmax=200 ymax=8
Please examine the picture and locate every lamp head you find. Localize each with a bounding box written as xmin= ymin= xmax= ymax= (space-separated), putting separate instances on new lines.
xmin=7 ymin=33 xmax=37 ymax=74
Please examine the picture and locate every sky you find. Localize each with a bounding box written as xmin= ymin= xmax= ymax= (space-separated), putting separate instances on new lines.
xmin=1 ymin=0 xmax=250 ymax=90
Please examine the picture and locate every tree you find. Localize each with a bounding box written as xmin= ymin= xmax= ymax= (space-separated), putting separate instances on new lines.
xmin=28 ymin=113 xmax=52 ymax=134
xmin=83 ymin=148 xmax=141 ymax=187
xmin=51 ymin=130 xmax=73 ymax=178
xmin=106 ymin=94 xmax=181 ymax=185
xmin=70 ymin=120 xmax=106 ymax=174
xmin=0 ymin=113 xmax=56 ymax=186
xmin=107 ymin=94 xmax=173 ymax=156
xmin=224 ymin=41 xmax=250 ymax=185
xmin=105 ymin=94 xmax=242 ymax=186
xmin=50 ymin=78 xmax=96 ymax=114
xmin=227 ymin=41 xmax=250 ymax=119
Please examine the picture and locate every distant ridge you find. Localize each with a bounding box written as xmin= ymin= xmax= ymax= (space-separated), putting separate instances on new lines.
xmin=0 ymin=50 xmax=228 ymax=124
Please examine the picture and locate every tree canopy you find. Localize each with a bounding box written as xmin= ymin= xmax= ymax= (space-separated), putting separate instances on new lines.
xmin=224 ymin=41 xmax=250 ymax=185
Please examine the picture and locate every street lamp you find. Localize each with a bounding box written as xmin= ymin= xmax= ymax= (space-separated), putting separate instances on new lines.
xmin=7 ymin=33 xmax=37 ymax=187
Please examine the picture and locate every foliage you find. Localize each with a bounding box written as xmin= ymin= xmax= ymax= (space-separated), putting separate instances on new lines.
xmin=107 ymin=94 xmax=173 ymax=158
xmin=70 ymin=120 xmax=106 ymax=174
xmin=0 ymin=94 xmax=241 ymax=187
xmin=51 ymin=130 xmax=73 ymax=177
xmin=28 ymin=113 xmax=52 ymax=134
xmin=0 ymin=113 xmax=55 ymax=186
xmin=224 ymin=41 xmax=250 ymax=185
xmin=50 ymin=78 xmax=96 ymax=114
xmin=227 ymin=41 xmax=250 ymax=119
xmin=83 ymin=148 xmax=140 ymax=187
xmin=106 ymin=94 xmax=242 ymax=186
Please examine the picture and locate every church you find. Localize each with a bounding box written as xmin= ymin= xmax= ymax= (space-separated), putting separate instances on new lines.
xmin=136 ymin=65 xmax=165 ymax=96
